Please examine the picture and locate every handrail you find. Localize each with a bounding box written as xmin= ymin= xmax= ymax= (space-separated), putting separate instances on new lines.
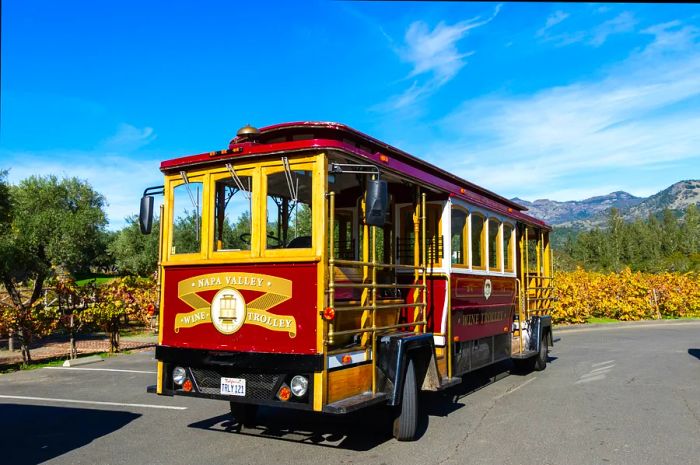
xmin=326 ymin=189 xmax=428 ymax=395
xmin=332 ymin=258 xmax=424 ymax=270
xmin=331 ymin=320 xmax=428 ymax=337
xmin=332 ymin=302 xmax=427 ymax=312
xmin=330 ymin=283 xmax=424 ymax=289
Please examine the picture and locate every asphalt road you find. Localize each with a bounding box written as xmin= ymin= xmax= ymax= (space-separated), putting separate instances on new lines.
xmin=2 ymin=321 xmax=700 ymax=465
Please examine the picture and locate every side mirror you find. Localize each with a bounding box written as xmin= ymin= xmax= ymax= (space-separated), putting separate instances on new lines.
xmin=365 ymin=179 xmax=388 ymax=227
xmin=139 ymin=195 xmax=154 ymax=234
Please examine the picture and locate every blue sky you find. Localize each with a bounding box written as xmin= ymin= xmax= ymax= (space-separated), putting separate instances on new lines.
xmin=2 ymin=1 xmax=699 ymax=229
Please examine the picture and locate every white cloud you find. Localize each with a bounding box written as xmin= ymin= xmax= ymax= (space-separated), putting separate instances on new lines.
xmin=590 ymin=12 xmax=637 ymax=47
xmin=537 ymin=10 xmax=570 ymax=36
xmin=425 ymin=19 xmax=700 ymax=201
xmin=380 ymin=5 xmax=501 ymax=111
xmin=3 ymin=151 xmax=163 ymax=230
xmin=102 ymin=123 xmax=157 ymax=151
xmin=3 ymin=124 xmax=164 ymax=230
xmin=538 ymin=10 xmax=636 ymax=47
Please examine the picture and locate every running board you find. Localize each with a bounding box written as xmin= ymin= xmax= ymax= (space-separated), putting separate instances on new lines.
xmin=438 ymin=377 xmax=462 ymax=390
xmin=323 ymin=392 xmax=388 ymax=414
xmin=511 ymin=350 xmax=538 ymax=360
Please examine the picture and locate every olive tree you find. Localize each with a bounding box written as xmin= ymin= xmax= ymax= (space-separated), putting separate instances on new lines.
xmin=0 ymin=173 xmax=107 ymax=363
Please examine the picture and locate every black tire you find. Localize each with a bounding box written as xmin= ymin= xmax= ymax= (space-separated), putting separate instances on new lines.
xmin=230 ymin=402 xmax=258 ymax=427
xmin=393 ymin=358 xmax=419 ymax=441
xmin=533 ymin=332 xmax=548 ymax=371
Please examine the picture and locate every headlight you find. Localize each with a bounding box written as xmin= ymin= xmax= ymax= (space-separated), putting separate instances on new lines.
xmin=173 ymin=366 xmax=187 ymax=385
xmin=290 ymin=375 xmax=308 ymax=397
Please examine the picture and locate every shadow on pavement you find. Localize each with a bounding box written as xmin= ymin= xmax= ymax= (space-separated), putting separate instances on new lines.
xmin=189 ymin=405 xmax=394 ymax=450
xmin=0 ymin=403 xmax=140 ymax=465
xmin=688 ymin=348 xmax=700 ymax=360
xmin=189 ymin=358 xmax=553 ymax=448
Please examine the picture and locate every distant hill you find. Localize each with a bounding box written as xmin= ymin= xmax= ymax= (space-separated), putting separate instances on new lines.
xmin=513 ymin=180 xmax=700 ymax=229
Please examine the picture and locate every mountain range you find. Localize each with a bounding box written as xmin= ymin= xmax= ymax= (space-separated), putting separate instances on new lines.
xmin=513 ymin=180 xmax=700 ymax=229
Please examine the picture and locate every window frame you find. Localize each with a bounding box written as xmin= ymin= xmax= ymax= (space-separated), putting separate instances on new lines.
xmin=209 ymin=165 xmax=261 ymax=259
xmin=470 ymin=212 xmax=486 ymax=271
xmin=260 ymin=160 xmax=319 ymax=259
xmin=487 ymin=217 xmax=502 ymax=272
xmin=502 ymin=222 xmax=515 ymax=273
xmin=450 ymin=205 xmax=469 ymax=268
xmin=165 ymin=171 xmax=209 ymax=263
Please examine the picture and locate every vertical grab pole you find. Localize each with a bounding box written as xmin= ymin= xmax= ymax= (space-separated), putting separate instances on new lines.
xmin=420 ymin=192 xmax=427 ymax=333
xmin=371 ymin=221 xmax=377 ymax=393
xmin=328 ymin=192 xmax=335 ymax=346
xmin=523 ymin=226 xmax=529 ymax=321
xmin=536 ymin=230 xmax=543 ymax=313
xmin=360 ymin=198 xmax=371 ymax=347
xmin=412 ymin=189 xmax=421 ymax=328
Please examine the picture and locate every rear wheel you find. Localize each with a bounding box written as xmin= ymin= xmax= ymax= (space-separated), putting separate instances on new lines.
xmin=393 ymin=358 xmax=419 ymax=441
xmin=230 ymin=402 xmax=258 ymax=428
xmin=533 ymin=332 xmax=549 ymax=371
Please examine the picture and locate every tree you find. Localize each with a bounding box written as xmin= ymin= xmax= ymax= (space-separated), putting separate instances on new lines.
xmin=109 ymin=216 xmax=160 ymax=276
xmin=82 ymin=276 xmax=157 ymax=352
xmin=0 ymin=174 xmax=107 ymax=363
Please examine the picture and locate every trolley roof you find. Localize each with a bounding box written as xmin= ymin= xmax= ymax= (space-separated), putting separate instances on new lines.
xmin=160 ymin=121 xmax=550 ymax=229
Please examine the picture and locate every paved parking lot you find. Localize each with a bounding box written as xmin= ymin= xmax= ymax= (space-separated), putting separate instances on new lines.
xmin=2 ymin=321 xmax=700 ymax=465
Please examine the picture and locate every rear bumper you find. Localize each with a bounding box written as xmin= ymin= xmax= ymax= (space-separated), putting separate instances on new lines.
xmin=155 ymin=345 xmax=323 ymax=372
xmin=153 ymin=345 xmax=322 ymax=410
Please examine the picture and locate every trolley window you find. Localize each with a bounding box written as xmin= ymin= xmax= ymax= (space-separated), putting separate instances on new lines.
xmin=213 ymin=174 xmax=253 ymax=252
xmin=171 ymin=181 xmax=203 ymax=255
xmin=488 ymin=218 xmax=501 ymax=272
xmin=471 ymin=213 xmax=485 ymax=270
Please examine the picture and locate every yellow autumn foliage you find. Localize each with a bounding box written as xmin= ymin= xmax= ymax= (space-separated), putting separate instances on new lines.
xmin=553 ymin=268 xmax=700 ymax=324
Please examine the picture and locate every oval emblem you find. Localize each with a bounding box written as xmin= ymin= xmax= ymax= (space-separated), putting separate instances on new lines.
xmin=484 ymin=279 xmax=492 ymax=300
xmin=211 ymin=287 xmax=247 ymax=335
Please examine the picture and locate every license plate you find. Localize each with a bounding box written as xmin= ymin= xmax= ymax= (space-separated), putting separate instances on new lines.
xmin=220 ymin=377 xmax=246 ymax=396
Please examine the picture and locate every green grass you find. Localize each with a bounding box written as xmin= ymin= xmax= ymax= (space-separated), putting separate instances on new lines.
xmin=0 ymin=356 xmax=67 ymax=374
xmin=0 ymin=350 xmax=136 ymax=374
xmin=586 ymin=317 xmax=619 ymax=324
xmin=75 ymin=276 xmax=114 ymax=286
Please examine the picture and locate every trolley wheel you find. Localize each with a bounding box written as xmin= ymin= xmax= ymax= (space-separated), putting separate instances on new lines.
xmin=230 ymin=402 xmax=258 ymax=428
xmin=533 ymin=333 xmax=548 ymax=372
xmin=393 ymin=358 xmax=419 ymax=441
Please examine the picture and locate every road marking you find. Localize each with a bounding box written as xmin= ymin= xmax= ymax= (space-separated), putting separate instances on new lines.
xmin=592 ymin=360 xmax=616 ymax=367
xmin=576 ymin=361 xmax=615 ymax=384
xmin=44 ymin=367 xmax=156 ymax=374
xmin=558 ymin=321 xmax=700 ymax=334
xmin=591 ymin=364 xmax=615 ymax=374
xmin=576 ymin=374 xmax=606 ymax=384
xmin=494 ymin=377 xmax=537 ymax=399
xmin=0 ymin=395 xmax=187 ymax=410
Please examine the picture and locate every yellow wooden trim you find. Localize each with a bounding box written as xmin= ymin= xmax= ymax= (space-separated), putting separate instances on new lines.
xmin=314 ymin=153 xmax=327 ymax=411
xmin=156 ymin=361 xmax=163 ymax=394
xmin=157 ymin=202 xmax=166 ymax=347
xmin=327 ymin=364 xmax=372 ymax=403
xmin=161 ymin=256 xmax=321 ymax=266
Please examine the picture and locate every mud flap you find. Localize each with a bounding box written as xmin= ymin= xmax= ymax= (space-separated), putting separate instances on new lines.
xmin=530 ymin=315 xmax=553 ymax=353
xmin=376 ymin=332 xmax=438 ymax=406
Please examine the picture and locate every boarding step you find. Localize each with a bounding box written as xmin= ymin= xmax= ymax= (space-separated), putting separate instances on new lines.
xmin=323 ymin=392 xmax=388 ymax=414
xmin=511 ymin=350 xmax=538 ymax=360
xmin=438 ymin=377 xmax=462 ymax=390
